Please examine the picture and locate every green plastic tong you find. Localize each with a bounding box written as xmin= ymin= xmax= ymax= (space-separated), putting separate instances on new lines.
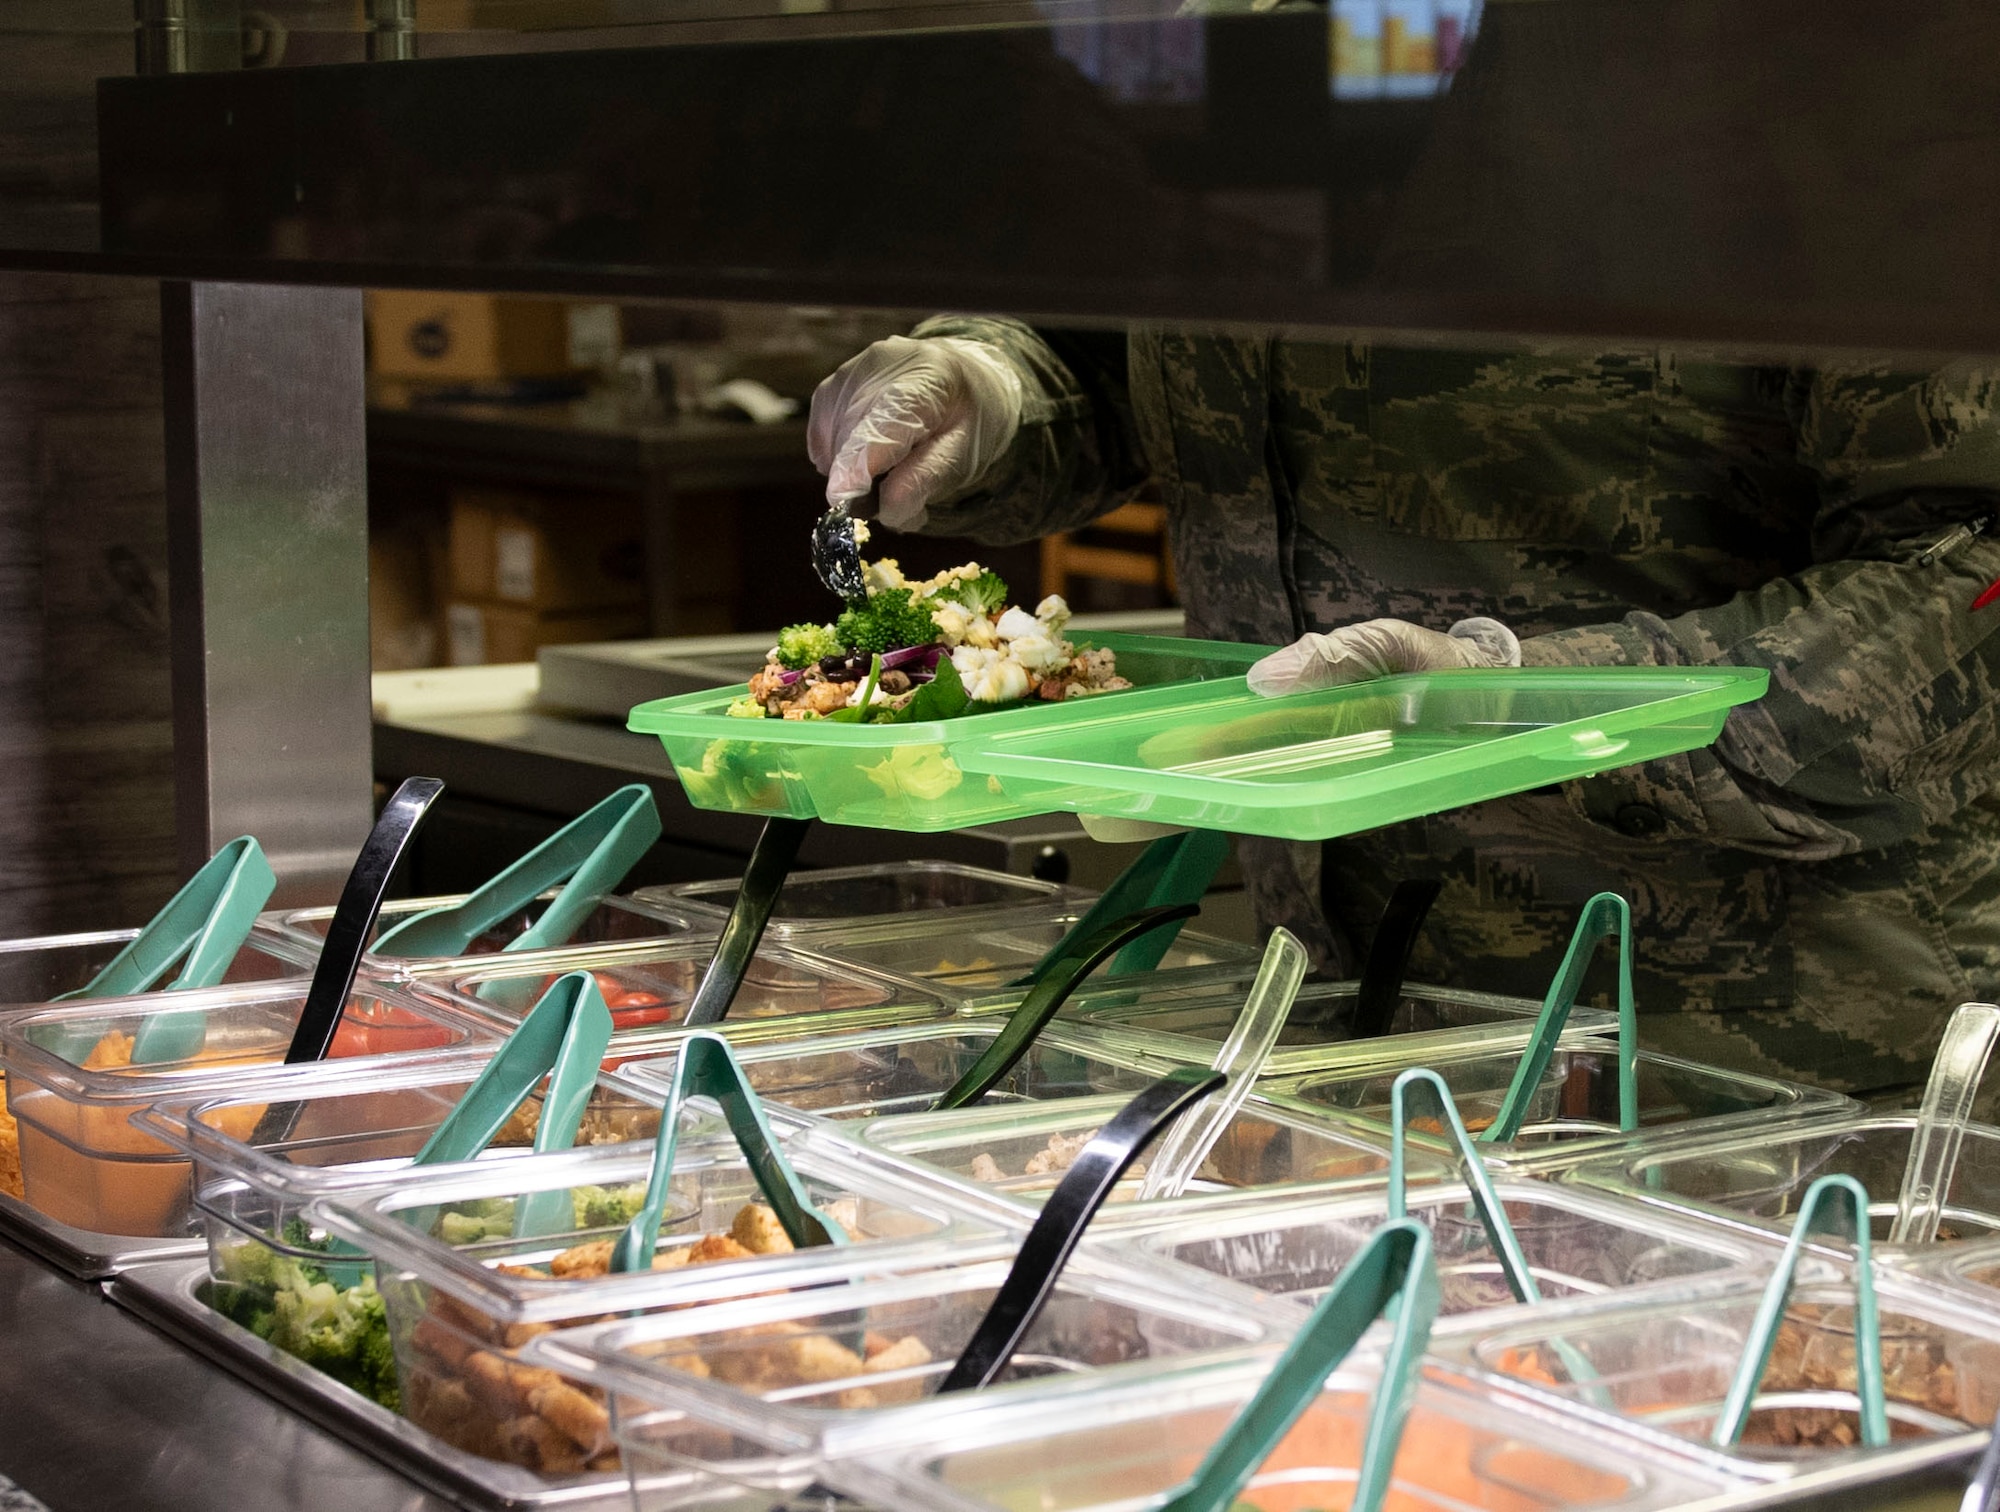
xmin=46 ymin=835 xmax=277 ymax=1065
xmin=1389 ymin=1067 xmax=1541 ymax=1303
xmin=931 ymin=902 xmax=1200 ymax=1112
xmin=284 ymin=968 xmax=613 ymax=1270
xmin=1161 ymin=1218 xmax=1438 ymax=1512
xmin=373 ymin=784 xmax=662 ymax=961
xmin=1481 ymin=891 xmax=1637 ymax=1144
xmin=1013 ymin=829 xmax=1230 ymax=988
xmin=1390 ymin=1066 xmax=1606 ymax=1401
xmin=611 ymin=1029 xmax=847 ymax=1272
xmin=1711 ymin=1173 xmax=1888 ymax=1449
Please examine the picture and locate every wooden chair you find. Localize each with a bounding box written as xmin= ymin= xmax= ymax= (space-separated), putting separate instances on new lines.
xmin=1040 ymin=502 xmax=1176 ymax=603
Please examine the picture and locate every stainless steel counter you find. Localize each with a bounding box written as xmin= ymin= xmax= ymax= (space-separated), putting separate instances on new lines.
xmin=0 ymin=1237 xmax=452 ymax=1512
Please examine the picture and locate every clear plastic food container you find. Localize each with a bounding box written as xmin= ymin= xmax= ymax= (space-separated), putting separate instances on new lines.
xmin=252 ymin=889 xmax=703 ymax=976
xmin=1566 ymin=1114 xmax=2000 ymax=1247
xmin=598 ymin=1347 xmax=1725 ymax=1512
xmin=1438 ymin=1274 xmax=2000 ymax=1478
xmin=0 ymin=927 xmax=310 ymax=1002
xmin=792 ymin=913 xmax=1258 ymax=998
xmin=605 ymin=1021 xmax=1199 ymax=1123
xmin=315 ymin=1139 xmax=1027 ymax=1476
xmin=0 ymin=980 xmax=498 ymax=1237
xmin=834 ymin=1092 xmax=1438 ymax=1209
xmin=519 ymin=1248 xmax=1293 ymax=1495
xmin=1901 ymin=1241 xmax=2000 ymax=1402
xmin=1263 ymin=1044 xmax=1857 ymax=1170
xmin=1112 ymin=1179 xmax=1782 ymax=1316
xmin=137 ymin=1051 xmax=681 ymax=1276
xmin=638 ymin=861 xmax=1077 ymax=938
xmin=1001 ymin=971 xmax=1618 ymax=1079
xmin=403 ymin=939 xmax=952 ymax=1044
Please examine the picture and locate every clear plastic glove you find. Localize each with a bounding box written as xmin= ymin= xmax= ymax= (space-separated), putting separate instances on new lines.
xmin=1247 ymin=617 xmax=1522 ymax=695
xmin=807 ymin=334 xmax=1025 ymax=530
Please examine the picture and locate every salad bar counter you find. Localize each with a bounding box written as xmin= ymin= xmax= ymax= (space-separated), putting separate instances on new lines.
xmin=3 ymin=809 xmax=1999 ymax=1512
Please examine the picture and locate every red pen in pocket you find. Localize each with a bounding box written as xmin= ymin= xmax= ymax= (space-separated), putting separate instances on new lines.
xmin=1978 ymin=578 xmax=2000 ymax=611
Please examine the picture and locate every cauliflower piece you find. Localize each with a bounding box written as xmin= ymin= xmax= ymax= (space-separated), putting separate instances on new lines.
xmin=1006 ymin=632 xmax=1069 ymax=675
xmin=846 ymin=679 xmax=897 ymax=709
xmin=966 ymin=659 xmax=1031 ymax=704
xmin=993 ymin=606 xmax=1041 ymax=642
xmin=1035 ymin=594 xmax=1072 ymax=630
xmin=930 ymin=600 xmax=976 ymax=647
xmin=862 ymin=557 xmax=907 ymax=593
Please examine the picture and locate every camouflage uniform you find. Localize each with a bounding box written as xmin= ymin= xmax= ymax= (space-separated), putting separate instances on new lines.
xmin=910 ymin=317 xmax=2000 ymax=1096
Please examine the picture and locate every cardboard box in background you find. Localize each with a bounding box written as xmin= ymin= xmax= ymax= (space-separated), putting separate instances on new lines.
xmin=366 ymin=291 xmax=620 ymax=381
xmin=371 ymin=524 xmax=442 ymax=671
xmin=444 ymin=601 xmax=650 ymax=666
xmin=447 ymin=486 xmax=645 ymax=612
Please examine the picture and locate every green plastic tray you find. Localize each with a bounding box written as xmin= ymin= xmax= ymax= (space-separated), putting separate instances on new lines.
xmin=954 ymin=666 xmax=1769 ymax=840
xmin=627 ymin=631 xmax=1267 ymax=833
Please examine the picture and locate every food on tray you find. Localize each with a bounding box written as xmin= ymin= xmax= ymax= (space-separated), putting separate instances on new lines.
xmin=959 ymin=1116 xmax=1376 ymax=1195
xmin=492 ymin=962 xmax=893 ymax=1037
xmin=433 ymin=1184 xmax=652 ymax=1245
xmin=207 ymin=1220 xmax=400 ymax=1410
xmin=9 ymin=995 xmax=467 ymax=1237
xmin=968 ymin=1130 xmax=1134 ymax=1185
xmin=1239 ymin=1391 xmax=1626 ymax=1512
xmin=398 ymin=1198 xmax=904 ymax=1474
xmin=737 ymin=560 xmax=1129 ymax=723
xmin=11 ymin=1030 xmax=272 ymax=1235
xmin=488 ymin=1078 xmax=661 ymax=1149
xmin=0 ymin=1076 xmax=20 ymax=1201
xmin=1497 ymin=1302 xmax=1969 ymax=1450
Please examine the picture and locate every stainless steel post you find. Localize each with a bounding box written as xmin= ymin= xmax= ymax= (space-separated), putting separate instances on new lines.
xmin=160 ymin=282 xmax=374 ymax=905
xmin=367 ymin=0 xmax=419 ymax=61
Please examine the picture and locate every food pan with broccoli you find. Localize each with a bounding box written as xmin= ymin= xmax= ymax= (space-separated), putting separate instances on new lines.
xmin=738 ymin=558 xmax=1130 ymax=722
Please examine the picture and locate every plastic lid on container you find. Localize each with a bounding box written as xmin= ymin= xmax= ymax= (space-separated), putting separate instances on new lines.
xmin=0 ymin=978 xmax=500 ymax=1105
xmin=955 ymin=666 xmax=1770 ymax=841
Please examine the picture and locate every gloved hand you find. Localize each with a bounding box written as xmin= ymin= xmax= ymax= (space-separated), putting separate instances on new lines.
xmin=1247 ymin=617 xmax=1521 ymax=695
xmin=807 ymin=334 xmax=1025 ymax=530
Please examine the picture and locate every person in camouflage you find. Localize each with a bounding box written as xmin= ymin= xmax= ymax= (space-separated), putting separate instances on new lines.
xmin=807 ymin=321 xmax=2000 ymax=1098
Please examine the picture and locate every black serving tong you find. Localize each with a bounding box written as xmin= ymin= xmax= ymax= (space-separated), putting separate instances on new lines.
xmin=248 ymin=777 xmax=445 ymax=1145
xmin=681 ymin=816 xmax=814 ymax=1028
xmin=932 ymin=902 xmax=1200 ymax=1112
xmin=938 ymin=1065 xmax=1225 ymax=1392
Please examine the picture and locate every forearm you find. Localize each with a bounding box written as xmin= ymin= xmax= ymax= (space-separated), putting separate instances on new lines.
xmin=1521 ymin=535 xmax=2000 ymax=857
xmin=910 ymin=316 xmax=1149 ymax=544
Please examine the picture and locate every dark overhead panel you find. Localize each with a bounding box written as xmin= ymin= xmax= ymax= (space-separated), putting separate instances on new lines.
xmin=91 ymin=0 xmax=2000 ymax=356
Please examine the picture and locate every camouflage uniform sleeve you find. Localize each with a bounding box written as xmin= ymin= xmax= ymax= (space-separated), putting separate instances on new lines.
xmin=1521 ymin=362 xmax=2000 ymax=860
xmin=906 ymin=315 xmax=1152 ymax=544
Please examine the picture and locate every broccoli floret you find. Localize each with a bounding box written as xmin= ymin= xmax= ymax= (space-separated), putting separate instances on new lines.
xmin=281 ymin=1215 xmax=326 ymax=1252
xmin=216 ymin=1238 xmax=283 ymax=1291
xmin=937 ymin=569 xmax=1009 ymax=617
xmin=836 ymin=588 xmax=939 ymax=654
xmin=204 ymin=1279 xmax=277 ymax=1339
xmin=437 ymin=1210 xmax=508 ymax=1245
xmin=774 ymin=622 xmax=842 ymax=670
xmin=573 ymin=1182 xmax=648 ymax=1229
xmin=268 ymin=1271 xmax=400 ymax=1411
